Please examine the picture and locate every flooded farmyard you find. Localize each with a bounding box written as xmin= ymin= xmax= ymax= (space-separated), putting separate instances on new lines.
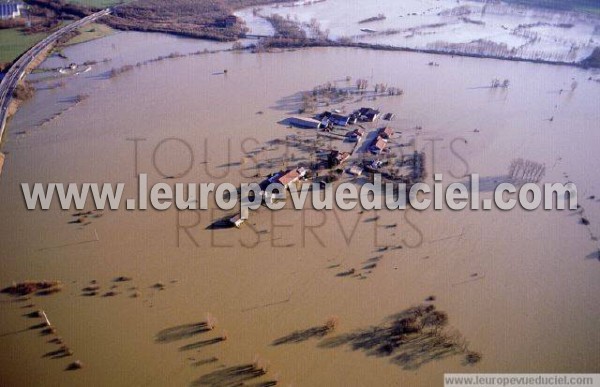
xmin=0 ymin=1 xmax=599 ymax=386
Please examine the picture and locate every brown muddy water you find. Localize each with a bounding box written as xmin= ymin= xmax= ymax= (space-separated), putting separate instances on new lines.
xmin=0 ymin=30 xmax=599 ymax=386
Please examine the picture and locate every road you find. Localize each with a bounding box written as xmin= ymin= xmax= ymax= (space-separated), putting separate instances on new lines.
xmin=0 ymin=8 xmax=111 ymax=146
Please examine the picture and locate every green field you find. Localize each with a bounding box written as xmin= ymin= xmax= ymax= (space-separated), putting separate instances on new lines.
xmin=0 ymin=28 xmax=49 ymax=63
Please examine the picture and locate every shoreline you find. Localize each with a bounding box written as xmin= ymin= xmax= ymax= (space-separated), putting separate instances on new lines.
xmin=0 ymin=43 xmax=54 ymax=143
xmin=251 ymin=38 xmax=597 ymax=69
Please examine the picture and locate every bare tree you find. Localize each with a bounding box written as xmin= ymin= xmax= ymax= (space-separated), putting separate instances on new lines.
xmin=508 ymin=158 xmax=546 ymax=183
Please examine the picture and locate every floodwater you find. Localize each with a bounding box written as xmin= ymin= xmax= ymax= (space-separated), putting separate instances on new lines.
xmin=235 ymin=0 xmax=599 ymax=62
xmin=0 ymin=26 xmax=599 ymax=387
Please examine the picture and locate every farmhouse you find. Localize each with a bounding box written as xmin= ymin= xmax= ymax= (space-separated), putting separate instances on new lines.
xmin=330 ymin=113 xmax=350 ymax=126
xmin=370 ymin=136 xmax=387 ymax=154
xmin=346 ymin=128 xmax=365 ymax=141
xmin=378 ymin=127 xmax=394 ymax=139
xmin=328 ymin=150 xmax=351 ymax=166
xmin=270 ymin=167 xmax=307 ymax=189
xmin=217 ymin=15 xmax=238 ymax=28
xmin=357 ymin=107 xmax=380 ymax=122
xmin=0 ymin=1 xmax=23 ymax=20
xmin=287 ymin=116 xmax=322 ymax=129
xmin=319 ymin=111 xmax=352 ymax=127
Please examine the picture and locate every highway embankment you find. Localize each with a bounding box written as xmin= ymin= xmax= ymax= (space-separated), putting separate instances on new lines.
xmin=0 ymin=9 xmax=111 ymax=176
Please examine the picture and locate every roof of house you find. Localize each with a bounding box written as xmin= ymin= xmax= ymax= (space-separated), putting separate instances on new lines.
xmin=0 ymin=2 xmax=22 ymax=17
xmin=379 ymin=127 xmax=394 ymax=137
xmin=333 ymin=151 xmax=350 ymax=163
xmin=330 ymin=113 xmax=349 ymax=120
xmin=359 ymin=107 xmax=380 ymax=116
xmin=277 ymin=169 xmax=301 ymax=186
xmin=346 ymin=128 xmax=365 ymax=137
xmin=372 ymin=136 xmax=387 ymax=151
xmin=290 ymin=116 xmax=320 ymax=123
xmin=0 ymin=1 xmax=23 ymax=6
xmin=289 ymin=116 xmax=322 ymax=126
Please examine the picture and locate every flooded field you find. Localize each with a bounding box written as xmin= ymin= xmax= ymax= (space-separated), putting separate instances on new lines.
xmin=0 ymin=27 xmax=599 ymax=387
xmin=236 ymin=0 xmax=599 ymax=62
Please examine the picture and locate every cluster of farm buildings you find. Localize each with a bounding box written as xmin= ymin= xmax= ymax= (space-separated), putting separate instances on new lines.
xmin=287 ymin=107 xmax=384 ymax=129
xmin=229 ymin=107 xmax=424 ymax=227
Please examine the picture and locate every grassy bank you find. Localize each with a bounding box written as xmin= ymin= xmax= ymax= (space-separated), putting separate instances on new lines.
xmin=63 ymin=22 xmax=114 ymax=46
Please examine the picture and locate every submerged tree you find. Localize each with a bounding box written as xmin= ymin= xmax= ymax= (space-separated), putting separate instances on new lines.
xmin=508 ymin=158 xmax=546 ymax=183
